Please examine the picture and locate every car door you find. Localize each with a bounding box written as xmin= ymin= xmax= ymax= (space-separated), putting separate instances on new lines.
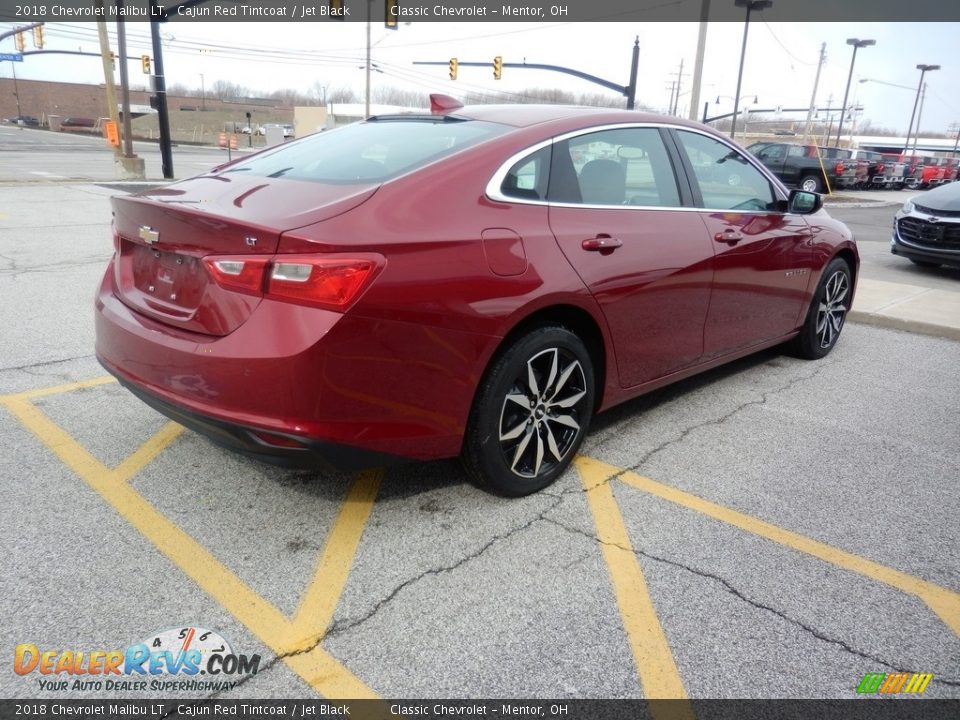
xmin=547 ymin=126 xmax=714 ymax=388
xmin=670 ymin=128 xmax=815 ymax=359
xmin=751 ymin=142 xmax=788 ymax=179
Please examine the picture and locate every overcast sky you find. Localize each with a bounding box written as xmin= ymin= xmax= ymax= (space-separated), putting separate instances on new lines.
xmin=1 ymin=20 xmax=957 ymax=135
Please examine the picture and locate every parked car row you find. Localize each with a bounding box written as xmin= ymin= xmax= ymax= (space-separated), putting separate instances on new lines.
xmin=747 ymin=141 xmax=959 ymax=192
xmin=4 ymin=115 xmax=40 ymax=127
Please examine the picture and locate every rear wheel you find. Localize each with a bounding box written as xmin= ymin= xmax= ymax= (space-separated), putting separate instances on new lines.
xmin=462 ymin=327 xmax=594 ymax=497
xmin=789 ymin=258 xmax=851 ymax=360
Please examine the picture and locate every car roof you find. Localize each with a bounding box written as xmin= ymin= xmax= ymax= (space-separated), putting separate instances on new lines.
xmin=370 ymin=103 xmax=717 ymax=138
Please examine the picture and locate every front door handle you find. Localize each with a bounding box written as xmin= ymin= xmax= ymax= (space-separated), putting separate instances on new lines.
xmin=582 ymin=236 xmax=623 ymax=252
xmin=714 ymin=229 xmax=743 ymax=245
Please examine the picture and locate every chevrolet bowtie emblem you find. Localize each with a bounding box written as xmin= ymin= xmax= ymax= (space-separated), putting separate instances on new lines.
xmin=139 ymin=226 xmax=159 ymax=245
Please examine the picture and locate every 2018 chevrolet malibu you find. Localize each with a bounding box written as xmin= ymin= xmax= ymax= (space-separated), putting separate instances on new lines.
xmin=95 ymin=97 xmax=858 ymax=496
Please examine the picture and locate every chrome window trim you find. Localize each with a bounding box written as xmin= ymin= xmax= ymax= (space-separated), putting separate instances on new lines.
xmin=484 ymin=122 xmax=793 ymax=214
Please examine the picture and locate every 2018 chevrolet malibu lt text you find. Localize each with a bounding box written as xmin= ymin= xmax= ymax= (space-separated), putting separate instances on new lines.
xmin=95 ymin=97 xmax=858 ymax=496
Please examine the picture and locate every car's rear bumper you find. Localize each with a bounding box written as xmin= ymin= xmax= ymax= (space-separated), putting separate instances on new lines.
xmin=103 ymin=364 xmax=404 ymax=471
xmin=95 ymin=262 xmax=475 ymax=465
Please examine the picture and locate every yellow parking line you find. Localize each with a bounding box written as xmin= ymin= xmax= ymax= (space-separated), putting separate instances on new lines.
xmin=293 ymin=469 xmax=383 ymax=638
xmin=3 ymin=389 xmax=380 ymax=699
xmin=576 ymin=458 xmax=692 ymax=711
xmin=1 ymin=375 xmax=116 ymax=402
xmin=582 ymin=456 xmax=960 ymax=637
xmin=114 ymin=421 xmax=184 ymax=483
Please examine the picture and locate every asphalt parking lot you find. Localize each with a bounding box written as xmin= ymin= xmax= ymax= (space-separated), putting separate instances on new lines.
xmin=1 ymin=169 xmax=958 ymax=704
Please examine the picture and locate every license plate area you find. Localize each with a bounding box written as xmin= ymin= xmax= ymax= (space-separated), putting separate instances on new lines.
xmin=129 ymin=243 xmax=206 ymax=312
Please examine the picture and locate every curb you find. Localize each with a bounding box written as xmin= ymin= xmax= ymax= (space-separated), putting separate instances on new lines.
xmin=848 ymin=311 xmax=960 ymax=342
xmin=824 ymin=201 xmax=901 ymax=209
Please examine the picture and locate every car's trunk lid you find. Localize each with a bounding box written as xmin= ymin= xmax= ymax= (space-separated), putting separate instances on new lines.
xmin=110 ymin=174 xmax=378 ymax=336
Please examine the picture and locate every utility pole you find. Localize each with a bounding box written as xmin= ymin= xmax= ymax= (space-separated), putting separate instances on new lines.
xmin=803 ymin=42 xmax=826 ymax=141
xmin=669 ymin=58 xmax=686 ymax=116
xmin=904 ymin=64 xmax=940 ymax=158
xmin=688 ymin=0 xmax=710 ymax=121
xmin=94 ymin=13 xmax=120 ymax=157
xmin=115 ymin=0 xmax=144 ymax=178
xmin=116 ymin=2 xmax=133 ymax=158
xmin=666 ymin=80 xmax=677 ymax=116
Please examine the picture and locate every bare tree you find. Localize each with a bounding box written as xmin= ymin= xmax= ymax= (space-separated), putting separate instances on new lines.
xmin=372 ymin=86 xmax=430 ymax=108
xmin=327 ymin=86 xmax=360 ymax=104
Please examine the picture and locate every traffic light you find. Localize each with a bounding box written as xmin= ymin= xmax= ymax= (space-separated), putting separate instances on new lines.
xmin=141 ymin=55 xmax=151 ymax=74
xmin=448 ymin=58 xmax=458 ymax=81
xmin=32 ymin=24 xmax=44 ymax=49
xmin=493 ymin=56 xmax=503 ymax=80
xmin=384 ymin=0 xmax=398 ymax=29
xmin=329 ymin=0 xmax=344 ymax=20
xmin=14 ymin=30 xmax=25 ymax=53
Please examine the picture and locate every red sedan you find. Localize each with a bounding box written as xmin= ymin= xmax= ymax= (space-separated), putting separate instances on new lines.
xmin=95 ymin=98 xmax=858 ymax=496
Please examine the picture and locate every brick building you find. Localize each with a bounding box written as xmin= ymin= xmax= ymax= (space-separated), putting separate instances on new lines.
xmin=0 ymin=78 xmax=295 ymax=142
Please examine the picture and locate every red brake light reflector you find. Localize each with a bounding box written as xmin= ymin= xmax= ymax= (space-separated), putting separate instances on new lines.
xmin=202 ymin=255 xmax=271 ymax=296
xmin=267 ymin=255 xmax=382 ymax=311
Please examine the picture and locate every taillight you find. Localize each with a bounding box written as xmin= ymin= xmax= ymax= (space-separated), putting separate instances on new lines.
xmin=876 ymin=163 xmax=884 ymax=173
xmin=267 ymin=255 xmax=381 ymax=311
xmin=202 ymin=255 xmax=271 ymax=296
xmin=835 ymin=162 xmax=844 ymax=175
xmin=203 ymin=253 xmax=382 ymax=312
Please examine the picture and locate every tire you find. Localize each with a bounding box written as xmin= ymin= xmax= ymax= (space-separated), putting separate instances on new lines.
xmin=462 ymin=326 xmax=594 ymax=497
xmin=909 ymin=258 xmax=940 ymax=269
xmin=799 ymin=174 xmax=824 ymax=193
xmin=789 ymin=258 xmax=851 ymax=360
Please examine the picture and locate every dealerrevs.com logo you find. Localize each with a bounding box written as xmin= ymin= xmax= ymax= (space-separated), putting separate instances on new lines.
xmin=14 ymin=627 xmax=260 ymax=693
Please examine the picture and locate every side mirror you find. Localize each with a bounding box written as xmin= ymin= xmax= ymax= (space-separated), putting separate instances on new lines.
xmin=787 ymin=189 xmax=822 ymax=215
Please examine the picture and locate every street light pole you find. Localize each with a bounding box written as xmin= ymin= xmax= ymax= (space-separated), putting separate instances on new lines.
xmin=903 ymin=64 xmax=939 ymax=158
xmin=199 ymin=73 xmax=205 ymax=110
xmin=912 ymin=82 xmax=927 ymax=156
xmin=834 ymin=38 xmax=875 ymax=147
xmin=731 ymin=0 xmax=772 ymax=140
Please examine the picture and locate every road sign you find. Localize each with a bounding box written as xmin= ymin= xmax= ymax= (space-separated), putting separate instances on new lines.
xmin=0 ymin=53 xmax=24 ymax=62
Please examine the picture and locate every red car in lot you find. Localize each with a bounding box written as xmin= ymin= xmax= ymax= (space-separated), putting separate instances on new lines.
xmin=95 ymin=99 xmax=858 ymax=496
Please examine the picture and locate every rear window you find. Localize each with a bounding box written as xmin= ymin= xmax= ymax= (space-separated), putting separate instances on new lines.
xmin=219 ymin=118 xmax=506 ymax=184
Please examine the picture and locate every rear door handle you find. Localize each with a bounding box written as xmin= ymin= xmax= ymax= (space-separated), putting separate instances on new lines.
xmin=714 ymin=229 xmax=743 ymax=245
xmin=582 ymin=236 xmax=623 ymax=252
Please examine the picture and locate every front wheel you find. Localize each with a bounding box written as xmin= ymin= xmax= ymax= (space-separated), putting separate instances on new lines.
xmin=789 ymin=258 xmax=851 ymax=360
xmin=462 ymin=327 xmax=594 ymax=497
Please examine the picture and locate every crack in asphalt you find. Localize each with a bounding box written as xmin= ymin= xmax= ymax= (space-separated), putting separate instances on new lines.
xmin=209 ymin=493 xmax=568 ymax=696
xmin=577 ymin=360 xmax=839 ymax=496
xmin=542 ymin=516 xmax=960 ymax=689
xmin=0 ymin=353 xmax=96 ymax=375
xmin=0 ymin=256 xmax=109 ymax=279
xmin=0 ymin=252 xmax=18 ymax=272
